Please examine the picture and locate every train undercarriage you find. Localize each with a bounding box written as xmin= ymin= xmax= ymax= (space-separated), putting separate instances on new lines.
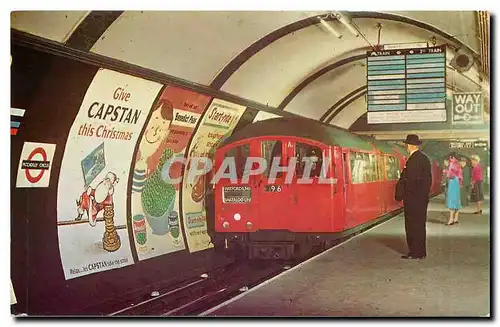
xmin=218 ymin=231 xmax=341 ymax=260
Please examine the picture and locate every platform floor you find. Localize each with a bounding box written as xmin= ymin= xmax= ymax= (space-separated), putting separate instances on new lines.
xmin=205 ymin=194 xmax=490 ymax=317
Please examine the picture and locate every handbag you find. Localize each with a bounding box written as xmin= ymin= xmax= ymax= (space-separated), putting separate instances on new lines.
xmin=470 ymin=184 xmax=477 ymax=202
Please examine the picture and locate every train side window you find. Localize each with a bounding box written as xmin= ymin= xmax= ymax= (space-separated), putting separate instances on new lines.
xmin=367 ymin=154 xmax=378 ymax=182
xmin=385 ymin=156 xmax=399 ymax=181
xmin=343 ymin=153 xmax=349 ymax=184
xmin=394 ymin=158 xmax=401 ymax=180
xmin=375 ymin=155 xmax=384 ymax=182
xmin=379 ymin=155 xmax=385 ymax=181
xmin=262 ymin=140 xmax=283 ymax=178
xmin=376 ymin=155 xmax=384 ymax=181
xmin=392 ymin=157 xmax=396 ymax=179
xmin=350 ymin=152 xmax=380 ymax=183
xmin=363 ymin=154 xmax=372 ymax=182
xmin=224 ymin=144 xmax=250 ymax=179
xmin=350 ymin=152 xmax=360 ymax=184
xmin=384 ymin=157 xmax=392 ymax=180
xmin=332 ymin=154 xmax=337 ymax=179
xmin=295 ymin=142 xmax=323 ymax=178
xmin=350 ymin=152 xmax=367 ymax=184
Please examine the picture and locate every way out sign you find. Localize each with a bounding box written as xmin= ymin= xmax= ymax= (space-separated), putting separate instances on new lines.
xmin=16 ymin=142 xmax=56 ymax=188
xmin=452 ymin=92 xmax=484 ymax=124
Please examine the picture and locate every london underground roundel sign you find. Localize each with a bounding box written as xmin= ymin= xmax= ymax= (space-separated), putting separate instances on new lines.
xmin=16 ymin=142 xmax=56 ymax=188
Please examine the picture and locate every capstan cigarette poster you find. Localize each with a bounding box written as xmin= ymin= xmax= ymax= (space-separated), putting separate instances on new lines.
xmin=130 ymin=86 xmax=211 ymax=261
xmin=182 ymin=99 xmax=246 ymax=253
xmin=57 ymin=69 xmax=162 ymax=279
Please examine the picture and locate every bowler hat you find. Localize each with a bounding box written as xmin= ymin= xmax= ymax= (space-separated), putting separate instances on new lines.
xmin=403 ymin=134 xmax=422 ymax=145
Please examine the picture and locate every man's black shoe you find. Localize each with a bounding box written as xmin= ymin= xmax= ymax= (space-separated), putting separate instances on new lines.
xmin=401 ymin=254 xmax=426 ymax=259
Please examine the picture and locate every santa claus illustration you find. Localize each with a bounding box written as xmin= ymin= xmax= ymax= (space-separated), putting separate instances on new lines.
xmin=75 ymin=172 xmax=119 ymax=227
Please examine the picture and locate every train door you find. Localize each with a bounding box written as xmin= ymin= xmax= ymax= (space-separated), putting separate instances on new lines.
xmin=383 ymin=155 xmax=394 ymax=212
xmin=331 ymin=146 xmax=346 ymax=232
xmin=290 ymin=141 xmax=334 ymax=232
xmin=347 ymin=151 xmax=376 ymax=227
xmin=366 ymin=152 xmax=383 ymax=220
xmin=341 ymin=150 xmax=349 ymax=204
xmin=342 ymin=149 xmax=355 ymax=228
xmin=254 ymin=139 xmax=294 ymax=230
xmin=378 ymin=154 xmax=388 ymax=215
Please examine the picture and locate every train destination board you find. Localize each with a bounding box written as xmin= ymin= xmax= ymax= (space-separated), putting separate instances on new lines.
xmin=367 ymin=45 xmax=447 ymax=124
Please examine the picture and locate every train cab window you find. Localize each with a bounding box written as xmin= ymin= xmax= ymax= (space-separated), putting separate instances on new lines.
xmin=262 ymin=140 xmax=283 ymax=178
xmin=224 ymin=143 xmax=250 ymax=179
xmin=295 ymin=142 xmax=323 ymax=178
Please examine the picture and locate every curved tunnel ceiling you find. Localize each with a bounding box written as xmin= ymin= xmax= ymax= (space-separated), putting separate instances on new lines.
xmin=11 ymin=10 xmax=488 ymax=130
xmin=89 ymin=11 xmax=325 ymax=85
xmin=386 ymin=11 xmax=480 ymax=54
xmin=11 ymin=11 xmax=89 ymax=42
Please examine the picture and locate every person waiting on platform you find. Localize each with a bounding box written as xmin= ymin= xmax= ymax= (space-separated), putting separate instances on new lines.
xmin=446 ymin=152 xmax=462 ymax=226
xmin=460 ymin=157 xmax=472 ymax=208
xmin=470 ymin=154 xmax=484 ymax=215
xmin=397 ymin=134 xmax=432 ymax=260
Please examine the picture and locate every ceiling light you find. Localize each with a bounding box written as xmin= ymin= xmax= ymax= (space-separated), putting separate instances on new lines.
xmin=333 ymin=11 xmax=360 ymax=37
xmin=318 ymin=17 xmax=342 ymax=38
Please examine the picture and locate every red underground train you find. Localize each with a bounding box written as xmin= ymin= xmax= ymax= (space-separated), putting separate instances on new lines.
xmin=211 ymin=117 xmax=441 ymax=259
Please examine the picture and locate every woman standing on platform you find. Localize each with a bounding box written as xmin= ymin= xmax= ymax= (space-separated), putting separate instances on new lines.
xmin=460 ymin=157 xmax=472 ymax=208
xmin=470 ymin=154 xmax=484 ymax=214
xmin=446 ymin=153 xmax=462 ymax=226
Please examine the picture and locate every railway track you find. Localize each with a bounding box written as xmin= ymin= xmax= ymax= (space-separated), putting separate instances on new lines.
xmin=109 ymin=260 xmax=289 ymax=316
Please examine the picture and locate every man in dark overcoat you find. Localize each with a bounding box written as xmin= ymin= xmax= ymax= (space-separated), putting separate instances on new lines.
xmin=398 ymin=134 xmax=432 ymax=259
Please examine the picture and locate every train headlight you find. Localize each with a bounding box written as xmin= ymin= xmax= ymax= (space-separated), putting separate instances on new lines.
xmin=246 ymin=221 xmax=252 ymax=230
xmin=222 ymin=221 xmax=230 ymax=229
xmin=233 ymin=213 xmax=241 ymax=221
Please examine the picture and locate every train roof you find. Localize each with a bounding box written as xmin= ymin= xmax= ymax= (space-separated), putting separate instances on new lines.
xmin=421 ymin=151 xmax=435 ymax=162
xmin=391 ymin=142 xmax=439 ymax=162
xmin=358 ymin=136 xmax=398 ymax=155
xmin=390 ymin=143 xmax=408 ymax=157
xmin=220 ymin=117 xmax=375 ymax=151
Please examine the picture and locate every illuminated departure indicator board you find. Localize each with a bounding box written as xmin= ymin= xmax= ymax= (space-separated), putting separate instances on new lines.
xmin=366 ymin=45 xmax=447 ymax=124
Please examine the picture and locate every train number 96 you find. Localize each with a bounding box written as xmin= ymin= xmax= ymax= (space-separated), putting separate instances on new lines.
xmin=265 ymin=185 xmax=282 ymax=192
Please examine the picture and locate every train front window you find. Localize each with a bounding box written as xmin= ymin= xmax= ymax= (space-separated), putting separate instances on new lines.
xmin=262 ymin=140 xmax=283 ymax=178
xmin=224 ymin=143 xmax=250 ymax=179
